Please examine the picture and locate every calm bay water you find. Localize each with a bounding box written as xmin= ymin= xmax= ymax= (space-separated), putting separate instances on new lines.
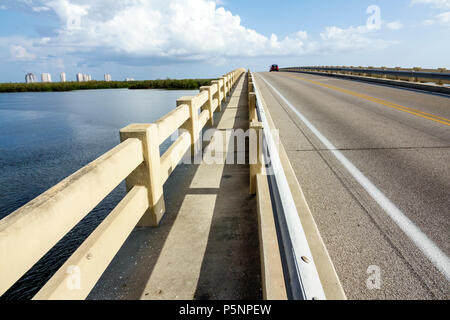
xmin=0 ymin=88 xmax=197 ymax=299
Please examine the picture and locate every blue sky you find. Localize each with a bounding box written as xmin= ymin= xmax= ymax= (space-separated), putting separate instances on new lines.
xmin=0 ymin=0 xmax=449 ymax=82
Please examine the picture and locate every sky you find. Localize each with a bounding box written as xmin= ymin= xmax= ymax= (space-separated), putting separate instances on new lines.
xmin=0 ymin=0 xmax=449 ymax=82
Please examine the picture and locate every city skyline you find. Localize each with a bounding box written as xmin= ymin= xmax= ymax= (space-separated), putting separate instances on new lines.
xmin=24 ymin=71 xmax=103 ymax=83
xmin=1 ymin=0 xmax=450 ymax=82
xmin=21 ymin=71 xmax=145 ymax=83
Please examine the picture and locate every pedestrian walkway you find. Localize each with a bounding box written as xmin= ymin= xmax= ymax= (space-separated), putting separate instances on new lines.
xmin=89 ymin=75 xmax=262 ymax=300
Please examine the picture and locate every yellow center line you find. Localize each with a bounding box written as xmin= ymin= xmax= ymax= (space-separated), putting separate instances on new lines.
xmin=280 ymin=73 xmax=450 ymax=127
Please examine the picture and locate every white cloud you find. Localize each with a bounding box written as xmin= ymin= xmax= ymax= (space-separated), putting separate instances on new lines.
xmin=411 ymin=0 xmax=450 ymax=25
xmin=320 ymin=25 xmax=393 ymax=52
xmin=436 ymin=11 xmax=450 ymax=23
xmin=32 ymin=6 xmax=50 ymax=12
xmin=386 ymin=21 xmax=403 ymax=30
xmin=18 ymin=0 xmax=317 ymax=62
xmin=295 ymin=31 xmax=308 ymax=40
xmin=411 ymin=0 xmax=450 ymax=9
xmin=10 ymin=45 xmax=36 ymax=60
xmin=6 ymin=0 xmax=396 ymax=66
xmin=421 ymin=11 xmax=450 ymax=25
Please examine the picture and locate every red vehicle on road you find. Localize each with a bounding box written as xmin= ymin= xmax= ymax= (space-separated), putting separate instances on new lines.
xmin=270 ymin=64 xmax=279 ymax=72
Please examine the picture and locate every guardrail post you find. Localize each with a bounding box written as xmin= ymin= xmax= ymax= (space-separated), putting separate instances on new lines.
xmin=395 ymin=67 xmax=401 ymax=80
xmin=211 ymin=80 xmax=222 ymax=111
xmin=380 ymin=67 xmax=386 ymax=79
xmin=437 ymin=68 xmax=446 ymax=85
xmin=120 ymin=124 xmax=165 ymax=226
xmin=177 ymin=96 xmax=200 ymax=156
xmin=250 ymin=121 xmax=264 ymax=195
xmin=200 ymin=86 xmax=214 ymax=127
xmin=413 ymin=67 xmax=422 ymax=82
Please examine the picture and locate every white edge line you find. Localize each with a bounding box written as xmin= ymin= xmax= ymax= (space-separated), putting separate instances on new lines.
xmin=257 ymin=73 xmax=450 ymax=282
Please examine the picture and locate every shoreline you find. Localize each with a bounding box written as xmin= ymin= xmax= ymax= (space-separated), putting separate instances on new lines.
xmin=0 ymin=79 xmax=212 ymax=93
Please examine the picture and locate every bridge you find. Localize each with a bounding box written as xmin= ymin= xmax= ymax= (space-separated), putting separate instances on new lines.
xmin=0 ymin=66 xmax=449 ymax=300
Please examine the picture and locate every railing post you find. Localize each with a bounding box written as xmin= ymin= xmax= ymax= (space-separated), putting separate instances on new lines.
xmin=249 ymin=93 xmax=257 ymax=123
xmin=120 ymin=124 xmax=165 ymax=226
xmin=177 ymin=96 xmax=200 ymax=156
xmin=222 ymin=76 xmax=228 ymax=101
xmin=200 ymin=86 xmax=214 ymax=127
xmin=224 ymin=74 xmax=228 ymax=96
xmin=211 ymin=80 xmax=222 ymax=112
xmin=250 ymin=121 xmax=264 ymax=195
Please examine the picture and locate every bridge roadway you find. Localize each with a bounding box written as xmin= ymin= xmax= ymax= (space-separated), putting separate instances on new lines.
xmin=254 ymin=71 xmax=450 ymax=299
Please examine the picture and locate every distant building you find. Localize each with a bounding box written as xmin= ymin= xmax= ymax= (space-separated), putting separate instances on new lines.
xmin=60 ymin=72 xmax=67 ymax=82
xmin=125 ymin=78 xmax=135 ymax=81
xmin=76 ymin=73 xmax=93 ymax=82
xmin=41 ymin=73 xmax=52 ymax=83
xmin=104 ymin=74 xmax=112 ymax=82
xmin=25 ymin=73 xmax=37 ymax=83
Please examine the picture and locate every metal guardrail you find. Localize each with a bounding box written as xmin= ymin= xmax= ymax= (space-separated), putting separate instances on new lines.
xmin=280 ymin=66 xmax=450 ymax=85
xmin=249 ymin=71 xmax=326 ymax=300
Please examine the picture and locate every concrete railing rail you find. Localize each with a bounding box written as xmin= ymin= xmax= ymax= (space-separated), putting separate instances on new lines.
xmin=0 ymin=68 xmax=246 ymax=299
xmin=281 ymin=66 xmax=450 ymax=85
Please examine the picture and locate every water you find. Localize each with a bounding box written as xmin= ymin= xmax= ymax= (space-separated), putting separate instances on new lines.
xmin=0 ymin=88 xmax=197 ymax=299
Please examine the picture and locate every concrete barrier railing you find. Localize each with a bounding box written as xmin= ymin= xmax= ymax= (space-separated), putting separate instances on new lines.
xmin=0 ymin=68 xmax=246 ymax=299
xmin=281 ymin=66 xmax=450 ymax=85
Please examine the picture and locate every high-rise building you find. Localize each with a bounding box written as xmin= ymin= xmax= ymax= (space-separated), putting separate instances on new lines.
xmin=76 ymin=73 xmax=92 ymax=82
xmin=60 ymin=72 xmax=67 ymax=82
xmin=25 ymin=73 xmax=37 ymax=83
xmin=104 ymin=74 xmax=112 ymax=82
xmin=41 ymin=73 xmax=52 ymax=83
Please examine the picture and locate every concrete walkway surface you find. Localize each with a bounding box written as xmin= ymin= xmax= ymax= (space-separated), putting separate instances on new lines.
xmin=88 ymin=75 xmax=262 ymax=300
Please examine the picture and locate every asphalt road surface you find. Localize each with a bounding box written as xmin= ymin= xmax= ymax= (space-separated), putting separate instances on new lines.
xmin=254 ymin=71 xmax=450 ymax=300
